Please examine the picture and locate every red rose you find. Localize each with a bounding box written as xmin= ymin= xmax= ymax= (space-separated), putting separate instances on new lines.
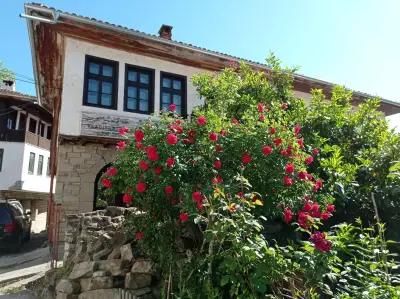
xmin=118 ymin=126 xmax=129 ymax=136
xmin=280 ymin=149 xmax=289 ymax=157
xmin=166 ymin=157 xmax=175 ymax=168
xmin=213 ymin=159 xmax=222 ymax=169
xmin=231 ymin=118 xmax=240 ymax=125
xmin=262 ymin=145 xmax=273 ymax=155
xmin=192 ymin=191 xmax=203 ymax=203
xmin=101 ymin=178 xmax=112 ymax=188
xmin=297 ymin=138 xmax=304 ymax=148
xmin=297 ymin=171 xmax=307 ymax=180
xmin=153 ymin=166 xmax=163 ymax=175
xmin=139 ymin=160 xmax=149 ymax=171
xmin=106 ymin=167 xmax=118 ymax=177
xmin=220 ymin=129 xmax=227 ymax=136
xmin=259 ymin=114 xmax=265 ymax=122
xmin=269 ymin=127 xmax=276 ymax=135
xmin=283 ymin=176 xmax=293 ymax=186
xmin=135 ymin=231 xmax=144 ymax=241
xmin=146 ymin=146 xmax=159 ymax=161
xmin=321 ymin=212 xmax=331 ymax=220
xmin=179 ymin=212 xmax=189 ymax=223
xmin=273 ymin=138 xmax=282 ymax=147
xmin=135 ymin=142 xmax=143 ymax=149
xmin=122 ymin=193 xmax=133 ymax=204
xmin=166 ymin=133 xmax=178 ymax=145
xmin=313 ymin=179 xmax=323 ymax=192
xmin=285 ymin=163 xmax=295 ymax=174
xmin=242 ymin=153 xmax=252 ymax=164
xmin=170 ymin=123 xmax=183 ymax=134
xmin=212 ymin=176 xmax=223 ymax=184
xmin=283 ymin=208 xmax=293 ymax=224
xmin=209 ymin=132 xmax=218 ymax=142
xmin=169 ymin=103 xmax=176 ymax=112
xmin=164 ymin=185 xmax=174 ymax=194
xmin=326 ymin=204 xmax=335 ymax=213
xmin=298 ymin=211 xmax=313 ymax=229
xmin=215 ymin=144 xmax=223 ymax=152
xmin=196 ymin=201 xmax=204 ymax=210
xmin=303 ymin=201 xmax=312 ymax=212
xmin=257 ymin=102 xmax=265 ymax=113
xmin=312 ymin=148 xmax=320 ymax=156
xmin=134 ymin=130 xmax=145 ymax=142
xmin=305 ymin=156 xmax=314 ymax=165
xmin=197 ymin=115 xmax=207 ymax=126
xmin=310 ymin=202 xmax=321 ymax=218
xmin=310 ymin=231 xmax=332 ymax=252
xmin=136 ymin=182 xmax=147 ymax=193
xmin=294 ymin=124 xmax=301 ymax=135
xmin=116 ymin=141 xmax=126 ymax=150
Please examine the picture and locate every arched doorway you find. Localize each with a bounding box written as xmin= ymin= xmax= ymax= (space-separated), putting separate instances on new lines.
xmin=93 ymin=164 xmax=124 ymax=210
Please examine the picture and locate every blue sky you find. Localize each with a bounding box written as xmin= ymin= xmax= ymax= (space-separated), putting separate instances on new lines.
xmin=1 ymin=0 xmax=399 ymax=126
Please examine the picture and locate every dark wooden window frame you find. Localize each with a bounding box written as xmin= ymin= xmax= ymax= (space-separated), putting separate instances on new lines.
xmin=123 ymin=64 xmax=155 ymax=114
xmin=160 ymin=71 xmax=187 ymax=117
xmin=0 ymin=148 xmax=3 ymax=172
xmin=28 ymin=152 xmax=35 ymax=175
xmin=82 ymin=55 xmax=119 ymax=110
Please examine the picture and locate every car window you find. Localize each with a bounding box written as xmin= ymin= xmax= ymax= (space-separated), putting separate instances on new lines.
xmin=0 ymin=208 xmax=12 ymax=224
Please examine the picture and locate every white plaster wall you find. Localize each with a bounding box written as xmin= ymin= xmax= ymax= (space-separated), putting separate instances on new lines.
xmin=60 ymin=37 xmax=211 ymax=136
xmin=0 ymin=142 xmax=25 ymax=190
xmin=20 ymin=143 xmax=51 ymax=192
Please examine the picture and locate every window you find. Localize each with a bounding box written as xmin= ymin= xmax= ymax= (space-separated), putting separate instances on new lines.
xmin=83 ymin=55 xmax=118 ymax=109
xmin=39 ymin=123 xmax=45 ymax=137
xmin=46 ymin=157 xmax=51 ymax=176
xmin=124 ymin=65 xmax=154 ymax=114
xmin=28 ymin=118 xmax=37 ymax=134
xmin=6 ymin=110 xmax=17 ymax=130
xmin=46 ymin=126 xmax=52 ymax=140
xmin=28 ymin=152 xmax=35 ymax=175
xmin=0 ymin=149 xmax=3 ymax=172
xmin=37 ymin=155 xmax=44 ymax=176
xmin=18 ymin=113 xmax=26 ymax=131
xmin=160 ymin=72 xmax=187 ymax=116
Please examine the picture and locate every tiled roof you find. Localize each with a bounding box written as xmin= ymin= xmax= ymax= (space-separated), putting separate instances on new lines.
xmin=0 ymin=88 xmax=37 ymax=102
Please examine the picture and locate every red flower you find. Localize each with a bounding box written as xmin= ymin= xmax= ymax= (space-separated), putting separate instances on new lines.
xmin=281 ymin=102 xmax=288 ymax=110
xmin=166 ymin=157 xmax=175 ymax=168
xmin=310 ymin=202 xmax=321 ymax=218
xmin=135 ymin=142 xmax=143 ymax=149
xmin=215 ymin=144 xmax=223 ymax=152
xmin=297 ymin=171 xmax=308 ymax=180
xmin=118 ymin=126 xmax=129 ymax=136
xmin=170 ymin=123 xmax=183 ymax=134
xmin=153 ymin=166 xmax=163 ymax=175
xmin=326 ymin=204 xmax=335 ymax=213
xmin=139 ymin=160 xmax=149 ymax=171
xmin=262 ymin=145 xmax=273 ymax=155
xmin=213 ymin=159 xmax=222 ymax=169
xmin=116 ymin=141 xmax=126 ymax=150
xmin=135 ymin=231 xmax=144 ymax=241
xmin=197 ymin=115 xmax=207 ymax=126
xmin=192 ymin=191 xmax=203 ymax=203
xmin=136 ymin=182 xmax=147 ymax=193
xmin=134 ymin=130 xmax=145 ymax=142
xmin=179 ymin=212 xmax=189 ymax=223
xmin=209 ymin=132 xmax=218 ymax=142
xmin=294 ymin=124 xmax=301 ymax=135
xmin=166 ymin=133 xmax=178 ymax=145
xmin=257 ymin=102 xmax=265 ymax=112
xmin=169 ymin=103 xmax=176 ymax=111
xmin=220 ymin=129 xmax=227 ymax=136
xmin=303 ymin=201 xmax=312 ymax=212
xmin=101 ymin=178 xmax=112 ymax=188
xmin=242 ymin=153 xmax=252 ymax=164
xmin=280 ymin=149 xmax=290 ymax=157
xmin=196 ymin=201 xmax=204 ymax=210
xmin=283 ymin=176 xmax=293 ymax=186
xmin=231 ymin=118 xmax=240 ymax=125
xmin=285 ymin=163 xmax=295 ymax=174
xmin=321 ymin=212 xmax=331 ymax=220
xmin=146 ymin=146 xmax=159 ymax=161
xmin=122 ymin=193 xmax=133 ymax=204
xmin=283 ymin=208 xmax=293 ymax=224
xmin=164 ymin=185 xmax=174 ymax=194
xmin=269 ymin=127 xmax=276 ymax=135
xmin=259 ymin=114 xmax=265 ymax=122
xmin=312 ymin=148 xmax=320 ymax=156
xmin=273 ymin=138 xmax=282 ymax=147
xmin=310 ymin=231 xmax=332 ymax=252
xmin=298 ymin=211 xmax=312 ymax=229
xmin=106 ymin=167 xmax=118 ymax=177
xmin=212 ymin=176 xmax=223 ymax=184
xmin=305 ymin=156 xmax=314 ymax=165
xmin=313 ymin=179 xmax=323 ymax=192
xmin=297 ymin=138 xmax=304 ymax=148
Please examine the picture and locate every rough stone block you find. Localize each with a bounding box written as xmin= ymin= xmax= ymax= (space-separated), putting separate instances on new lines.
xmin=80 ymin=276 xmax=113 ymax=291
xmin=69 ymin=262 xmax=95 ymax=280
xmin=131 ymin=259 xmax=153 ymax=274
xmin=125 ymin=273 xmax=152 ymax=290
xmin=56 ymin=279 xmax=81 ymax=294
xmin=107 ymin=247 xmax=121 ymax=260
xmin=96 ymin=259 xmax=126 ymax=276
xmin=120 ymin=243 xmax=133 ymax=264
xmin=56 ymin=293 xmax=79 ymax=299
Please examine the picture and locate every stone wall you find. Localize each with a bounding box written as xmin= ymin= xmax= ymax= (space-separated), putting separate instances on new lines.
xmin=56 ymin=206 xmax=159 ymax=299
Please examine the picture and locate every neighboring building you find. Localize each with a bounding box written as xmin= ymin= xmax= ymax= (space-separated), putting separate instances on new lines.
xmin=23 ymin=3 xmax=400 ymax=258
xmin=0 ymin=88 xmax=52 ymax=233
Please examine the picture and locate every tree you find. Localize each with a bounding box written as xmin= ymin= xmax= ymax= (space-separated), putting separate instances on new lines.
xmin=0 ymin=61 xmax=15 ymax=83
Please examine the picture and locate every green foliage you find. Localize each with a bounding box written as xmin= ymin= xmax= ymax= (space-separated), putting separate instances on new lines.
xmin=0 ymin=61 xmax=15 ymax=82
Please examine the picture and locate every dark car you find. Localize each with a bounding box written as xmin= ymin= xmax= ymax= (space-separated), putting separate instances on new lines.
xmin=0 ymin=200 xmax=32 ymax=251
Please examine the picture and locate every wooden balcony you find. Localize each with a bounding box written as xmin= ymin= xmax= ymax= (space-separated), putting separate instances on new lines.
xmin=0 ymin=128 xmax=50 ymax=150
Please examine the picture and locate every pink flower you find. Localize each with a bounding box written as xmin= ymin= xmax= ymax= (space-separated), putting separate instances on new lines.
xmin=179 ymin=212 xmax=189 ymax=223
xmin=164 ymin=185 xmax=174 ymax=194
xmin=283 ymin=176 xmax=293 ymax=186
xmin=294 ymin=124 xmax=301 ymax=135
xmin=166 ymin=157 xmax=175 ymax=168
xmin=213 ymin=159 xmax=222 ymax=169
xmin=197 ymin=115 xmax=207 ymax=126
xmin=297 ymin=171 xmax=308 ymax=180
xmin=313 ymin=179 xmax=323 ymax=192
xmin=136 ymin=182 xmax=147 ymax=193
xmin=116 ymin=141 xmax=126 ymax=150
xmin=273 ymin=138 xmax=282 ymax=147
xmin=312 ymin=148 xmax=320 ymax=156
xmin=106 ymin=167 xmax=118 ymax=177
xmin=242 ymin=153 xmax=252 ymax=164
xmin=257 ymin=102 xmax=265 ymax=112
xmin=153 ymin=166 xmax=163 ymax=175
xmin=212 ymin=176 xmax=223 ymax=184
xmin=118 ymin=126 xmax=129 ymax=136
xmin=146 ymin=146 xmax=159 ymax=161
xmin=169 ymin=103 xmax=176 ymax=112
xmin=305 ymin=156 xmax=314 ymax=165
xmin=231 ymin=118 xmax=240 ymax=125
xmin=134 ymin=130 xmax=145 ymax=142
xmin=310 ymin=231 xmax=332 ymax=252
xmin=192 ymin=191 xmax=203 ymax=203
xmin=135 ymin=142 xmax=143 ymax=149
xmin=285 ymin=163 xmax=295 ymax=174
xmin=139 ymin=160 xmax=149 ymax=171
xmin=297 ymin=138 xmax=304 ymax=148
xmin=135 ymin=231 xmax=144 ymax=241
xmin=122 ymin=193 xmax=133 ymax=204
xmin=326 ymin=204 xmax=335 ymax=213
xmin=262 ymin=145 xmax=273 ymax=155
xmin=259 ymin=114 xmax=265 ymax=122
xmin=166 ymin=133 xmax=178 ymax=145
xmin=209 ymin=132 xmax=218 ymax=142
xmin=101 ymin=178 xmax=112 ymax=188
xmin=283 ymin=208 xmax=293 ymax=224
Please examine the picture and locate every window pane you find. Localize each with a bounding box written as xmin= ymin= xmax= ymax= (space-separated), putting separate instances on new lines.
xmin=127 ymin=86 xmax=137 ymax=98
xmin=87 ymin=92 xmax=98 ymax=104
xmin=88 ymin=79 xmax=99 ymax=92
xmin=139 ymin=73 xmax=149 ymax=84
xmin=139 ymin=100 xmax=148 ymax=112
xmin=28 ymin=152 xmax=35 ymax=174
xmin=38 ymin=155 xmax=44 ymax=176
xmin=139 ymin=89 xmax=148 ymax=100
xmin=89 ymin=63 xmax=100 ymax=74
xmin=162 ymin=78 xmax=171 ymax=88
xmin=102 ymin=65 xmax=113 ymax=77
xmin=175 ymin=105 xmax=181 ymax=114
xmin=173 ymin=94 xmax=181 ymax=105
xmin=0 ymin=149 xmax=3 ymax=172
xmin=162 ymin=92 xmax=170 ymax=104
xmin=173 ymin=80 xmax=181 ymax=90
xmin=127 ymin=98 xmax=137 ymax=110
xmin=128 ymin=71 xmax=137 ymax=82
xmin=101 ymin=94 xmax=112 ymax=106
xmin=102 ymin=82 xmax=112 ymax=94
xmin=46 ymin=157 xmax=51 ymax=176
xmin=161 ymin=103 xmax=169 ymax=110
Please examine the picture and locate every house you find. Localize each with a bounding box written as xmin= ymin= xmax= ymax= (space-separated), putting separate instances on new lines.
xmin=23 ymin=3 xmax=400 ymax=259
xmin=0 ymin=87 xmax=52 ymax=233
